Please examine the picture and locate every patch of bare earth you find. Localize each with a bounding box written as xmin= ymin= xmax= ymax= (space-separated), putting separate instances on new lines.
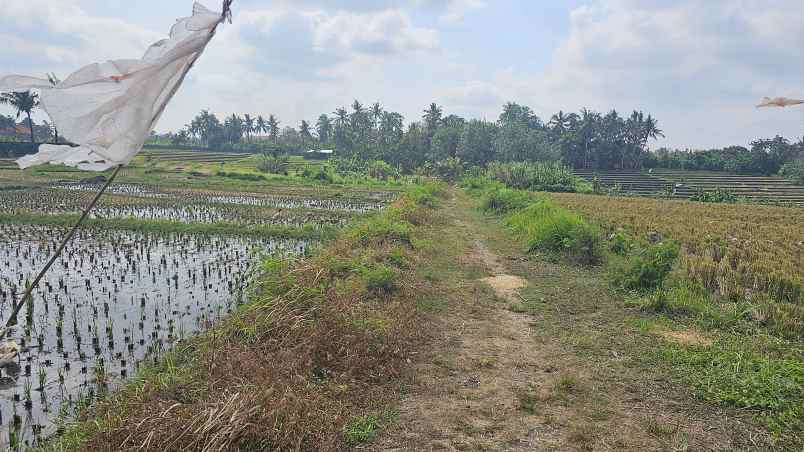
xmin=659 ymin=329 xmax=713 ymax=347
xmin=375 ymin=195 xmax=770 ymax=451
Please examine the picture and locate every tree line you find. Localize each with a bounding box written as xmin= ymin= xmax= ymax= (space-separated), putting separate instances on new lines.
xmin=2 ymin=86 xmax=801 ymax=176
xmin=164 ymin=101 xmax=801 ymax=175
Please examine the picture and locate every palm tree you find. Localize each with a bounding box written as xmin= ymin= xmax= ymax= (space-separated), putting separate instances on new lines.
xmin=0 ymin=91 xmax=40 ymax=143
xmin=243 ymin=114 xmax=255 ymax=143
xmin=316 ymin=114 xmax=332 ymax=145
xmin=642 ymin=114 xmax=664 ymax=145
xmin=578 ymin=108 xmax=601 ymax=168
xmin=300 ymin=120 xmax=312 ymax=149
xmin=380 ymin=111 xmax=405 ymax=145
xmin=422 ymin=102 xmax=443 ymax=134
xmin=370 ymin=102 xmax=383 ymax=130
xmin=350 ymin=100 xmax=365 ymax=131
xmin=267 ymin=114 xmax=280 ymax=145
xmin=549 ymin=110 xmax=570 ymax=135
xmin=256 ymin=115 xmax=267 ymax=139
xmin=333 ymin=108 xmax=349 ymax=128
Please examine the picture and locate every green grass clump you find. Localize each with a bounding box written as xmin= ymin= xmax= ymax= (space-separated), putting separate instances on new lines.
xmin=215 ymin=171 xmax=266 ymax=182
xmin=610 ymin=240 xmax=679 ymax=291
xmin=348 ymin=214 xmax=413 ymax=246
xmin=481 ymin=188 xmax=534 ymax=214
xmin=486 ymin=160 xmax=581 ymax=192
xmin=343 ymin=415 xmax=381 ymax=444
xmin=361 ymin=264 xmax=399 ymax=292
xmin=506 ymin=200 xmax=602 ymax=265
xmin=660 ymin=335 xmax=804 ymax=440
xmin=638 ymin=283 xmax=717 ymax=319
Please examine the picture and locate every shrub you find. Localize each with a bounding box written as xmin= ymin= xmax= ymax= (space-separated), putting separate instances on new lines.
xmin=690 ymin=188 xmax=738 ymax=203
xmin=256 ymin=153 xmax=289 ymax=174
xmin=215 ymin=171 xmax=266 ymax=182
xmin=506 ymin=200 xmax=602 ymax=264
xmin=779 ymin=162 xmax=804 ymax=184
xmin=637 ymin=282 xmax=717 ymax=318
xmin=481 ymin=188 xmax=533 ymax=214
xmin=434 ymin=156 xmax=466 ymax=183
xmin=303 ymin=165 xmax=337 ymax=184
xmin=611 ymin=240 xmax=680 ymax=291
xmin=366 ymin=160 xmax=399 ymax=180
xmin=608 ymin=231 xmax=633 ymax=256
xmin=486 ymin=161 xmax=580 ymax=192
xmin=348 ymin=215 xmax=413 ymax=246
xmin=406 ymin=182 xmax=446 ymax=208
xmin=361 ymin=264 xmax=398 ymax=292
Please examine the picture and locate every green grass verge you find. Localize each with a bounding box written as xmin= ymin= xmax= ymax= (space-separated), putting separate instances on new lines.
xmin=465 ymin=176 xmax=803 ymax=447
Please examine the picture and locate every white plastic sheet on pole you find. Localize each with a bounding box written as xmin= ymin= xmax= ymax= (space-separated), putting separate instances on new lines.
xmin=0 ymin=2 xmax=228 ymax=171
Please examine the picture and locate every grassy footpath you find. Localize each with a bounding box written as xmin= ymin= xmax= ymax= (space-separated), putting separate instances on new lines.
xmin=373 ymin=188 xmax=776 ymax=450
xmin=45 ymin=182 xmax=446 ymax=451
xmin=465 ymin=178 xmax=802 ymax=449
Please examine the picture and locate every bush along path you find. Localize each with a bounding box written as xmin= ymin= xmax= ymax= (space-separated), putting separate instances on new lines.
xmin=375 ymin=185 xmax=785 ymax=451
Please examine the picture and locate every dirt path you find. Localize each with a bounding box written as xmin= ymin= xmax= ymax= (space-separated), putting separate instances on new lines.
xmin=375 ymin=191 xmax=769 ymax=451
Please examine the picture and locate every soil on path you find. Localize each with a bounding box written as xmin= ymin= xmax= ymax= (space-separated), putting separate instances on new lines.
xmin=374 ymin=191 xmax=770 ymax=451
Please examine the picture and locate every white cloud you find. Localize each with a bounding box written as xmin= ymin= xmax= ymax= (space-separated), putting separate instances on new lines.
xmin=439 ymin=0 xmax=486 ymax=25
xmin=492 ymin=0 xmax=804 ymax=149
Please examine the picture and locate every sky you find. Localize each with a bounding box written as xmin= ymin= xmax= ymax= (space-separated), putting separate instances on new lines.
xmin=1 ymin=0 xmax=803 ymax=150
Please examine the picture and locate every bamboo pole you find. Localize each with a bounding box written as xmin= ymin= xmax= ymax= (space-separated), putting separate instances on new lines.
xmin=4 ymin=164 xmax=123 ymax=330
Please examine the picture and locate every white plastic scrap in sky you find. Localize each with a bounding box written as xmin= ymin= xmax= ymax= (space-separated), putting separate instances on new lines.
xmin=756 ymin=97 xmax=804 ymax=108
xmin=0 ymin=2 xmax=231 ymax=171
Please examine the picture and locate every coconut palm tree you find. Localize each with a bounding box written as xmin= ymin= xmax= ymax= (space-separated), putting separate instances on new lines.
xmin=422 ymin=102 xmax=443 ymax=134
xmin=370 ymin=102 xmax=383 ymax=130
xmin=549 ymin=110 xmax=571 ymax=136
xmin=333 ymin=108 xmax=349 ymax=129
xmin=256 ymin=115 xmax=267 ymax=139
xmin=267 ymin=114 xmax=280 ymax=145
xmin=316 ymin=114 xmax=332 ymax=145
xmin=300 ymin=120 xmax=312 ymax=149
xmin=0 ymin=91 xmax=40 ymax=143
xmin=243 ymin=114 xmax=255 ymax=143
xmin=350 ymin=100 xmax=365 ymax=131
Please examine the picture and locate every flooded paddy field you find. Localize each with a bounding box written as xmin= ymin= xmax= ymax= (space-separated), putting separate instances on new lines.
xmin=0 ymin=224 xmax=308 ymax=447
xmin=0 ymin=188 xmax=354 ymax=227
xmin=0 ymin=178 xmax=398 ymax=448
xmin=55 ymin=182 xmax=390 ymax=212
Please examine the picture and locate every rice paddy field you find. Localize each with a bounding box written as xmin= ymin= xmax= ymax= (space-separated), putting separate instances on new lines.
xmin=549 ymin=192 xmax=804 ymax=336
xmin=0 ymin=156 xmax=399 ymax=448
xmin=574 ymin=169 xmax=804 ymax=205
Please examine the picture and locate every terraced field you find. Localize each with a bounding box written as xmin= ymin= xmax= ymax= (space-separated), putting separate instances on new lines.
xmin=575 ymin=169 xmax=804 ymax=205
xmin=140 ymin=150 xmax=251 ymax=164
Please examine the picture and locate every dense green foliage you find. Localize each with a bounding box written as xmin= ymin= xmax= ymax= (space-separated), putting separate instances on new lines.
xmin=486 ymin=161 xmax=586 ymax=192
xmin=780 ymin=162 xmax=804 ymax=184
xmin=610 ymin=240 xmax=680 ymax=291
xmin=650 ymin=137 xmax=803 ymax=175
xmin=689 ymin=187 xmax=738 ymax=203
xmin=158 ymin=102 xmax=802 ymax=179
xmin=469 ymin=179 xmax=602 ymax=265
